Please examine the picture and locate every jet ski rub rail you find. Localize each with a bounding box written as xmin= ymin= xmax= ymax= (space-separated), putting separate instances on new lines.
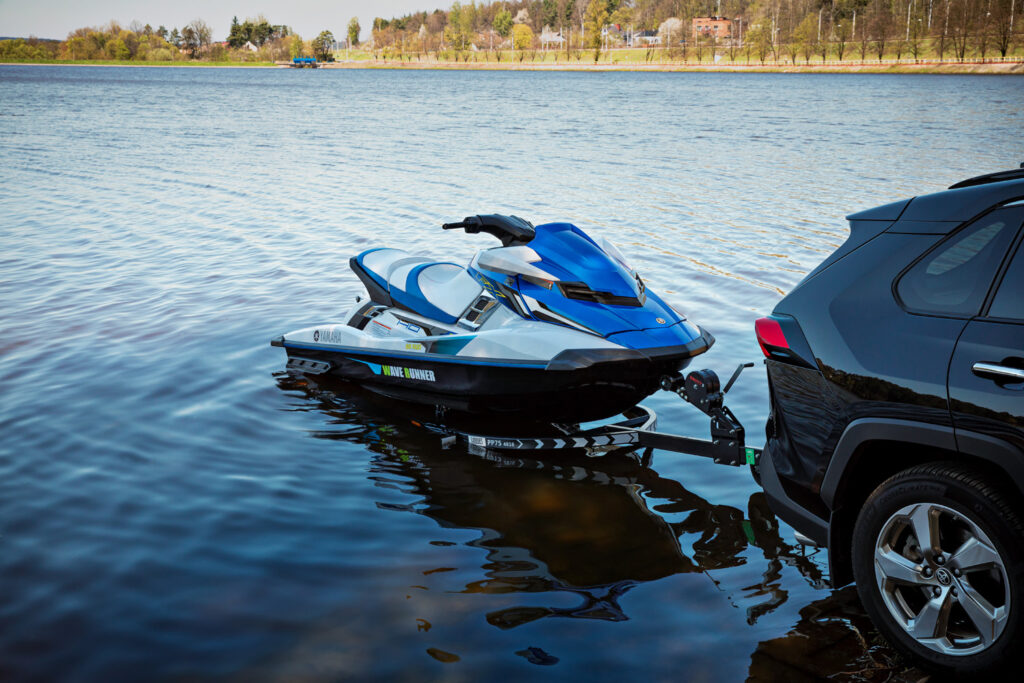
xmin=445 ymin=363 xmax=761 ymax=468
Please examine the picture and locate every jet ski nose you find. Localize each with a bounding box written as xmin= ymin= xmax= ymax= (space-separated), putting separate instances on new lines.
xmin=607 ymin=319 xmax=705 ymax=351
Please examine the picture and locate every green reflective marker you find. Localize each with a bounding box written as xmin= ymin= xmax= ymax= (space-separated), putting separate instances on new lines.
xmin=745 ymin=448 xmax=756 ymax=465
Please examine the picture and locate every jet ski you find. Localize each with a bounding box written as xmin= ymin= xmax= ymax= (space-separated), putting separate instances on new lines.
xmin=271 ymin=214 xmax=713 ymax=424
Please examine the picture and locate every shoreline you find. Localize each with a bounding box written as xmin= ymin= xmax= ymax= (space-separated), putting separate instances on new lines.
xmin=320 ymin=60 xmax=1024 ymax=75
xmin=3 ymin=59 xmax=1022 ymax=74
xmin=0 ymin=61 xmax=279 ymax=68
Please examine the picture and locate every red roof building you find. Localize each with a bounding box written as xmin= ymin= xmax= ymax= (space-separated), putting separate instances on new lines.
xmin=692 ymin=17 xmax=732 ymax=40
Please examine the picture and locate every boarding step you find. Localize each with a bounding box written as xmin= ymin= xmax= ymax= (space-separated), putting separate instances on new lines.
xmin=287 ymin=357 xmax=332 ymax=375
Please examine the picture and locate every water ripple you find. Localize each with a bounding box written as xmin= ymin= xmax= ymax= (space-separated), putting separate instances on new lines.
xmin=1 ymin=65 xmax=1020 ymax=681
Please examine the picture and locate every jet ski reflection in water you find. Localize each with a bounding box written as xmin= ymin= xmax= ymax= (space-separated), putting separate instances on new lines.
xmin=272 ymin=215 xmax=713 ymax=424
xmin=275 ymin=371 xmax=825 ymax=628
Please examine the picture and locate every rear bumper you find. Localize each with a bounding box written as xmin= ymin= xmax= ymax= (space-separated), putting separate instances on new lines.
xmin=759 ymin=437 xmax=829 ymax=548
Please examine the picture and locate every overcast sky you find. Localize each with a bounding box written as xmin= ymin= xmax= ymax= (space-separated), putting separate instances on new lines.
xmin=0 ymin=0 xmax=443 ymax=41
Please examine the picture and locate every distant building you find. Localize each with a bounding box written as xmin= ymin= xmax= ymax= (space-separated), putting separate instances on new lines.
xmin=242 ymin=40 xmax=258 ymax=52
xmin=692 ymin=17 xmax=732 ymax=40
xmin=601 ymin=24 xmax=623 ymax=40
xmin=540 ymin=27 xmax=564 ymax=48
xmin=628 ymin=30 xmax=661 ymax=47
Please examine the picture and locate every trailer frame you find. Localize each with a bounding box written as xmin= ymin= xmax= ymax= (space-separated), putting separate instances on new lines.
xmin=441 ymin=363 xmax=761 ymax=468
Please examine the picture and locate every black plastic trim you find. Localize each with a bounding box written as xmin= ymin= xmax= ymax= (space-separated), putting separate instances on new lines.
xmin=820 ymin=419 xmax=958 ymax=509
xmin=558 ymin=280 xmax=642 ymax=307
xmin=884 ymin=220 xmax=962 ymax=234
xmin=347 ymin=301 xmax=378 ymax=330
xmin=949 ymin=168 xmax=1024 ymax=189
xmin=953 ymin=429 xmax=1024 ymax=491
xmin=544 ymin=332 xmax=712 ymax=371
xmin=980 ymin=230 xmax=1024 ymax=318
xmin=819 ymin=418 xmax=1024 ymax=511
xmin=545 ymin=347 xmax=646 ymax=370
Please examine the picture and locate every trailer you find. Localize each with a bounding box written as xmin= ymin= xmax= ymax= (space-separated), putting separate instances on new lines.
xmin=430 ymin=362 xmax=761 ymax=470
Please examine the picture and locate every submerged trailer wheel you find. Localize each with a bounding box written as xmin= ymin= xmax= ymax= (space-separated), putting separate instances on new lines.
xmin=851 ymin=463 xmax=1024 ymax=676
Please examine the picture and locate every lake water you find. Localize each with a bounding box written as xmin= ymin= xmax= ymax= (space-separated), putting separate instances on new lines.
xmin=1 ymin=64 xmax=1021 ymax=681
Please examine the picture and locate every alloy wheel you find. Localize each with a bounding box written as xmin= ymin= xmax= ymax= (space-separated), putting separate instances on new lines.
xmin=873 ymin=502 xmax=1010 ymax=656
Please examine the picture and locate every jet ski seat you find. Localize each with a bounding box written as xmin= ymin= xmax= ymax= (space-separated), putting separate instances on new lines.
xmin=352 ymin=248 xmax=484 ymax=325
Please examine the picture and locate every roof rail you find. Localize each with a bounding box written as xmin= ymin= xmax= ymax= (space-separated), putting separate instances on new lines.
xmin=949 ymin=166 xmax=1024 ymax=190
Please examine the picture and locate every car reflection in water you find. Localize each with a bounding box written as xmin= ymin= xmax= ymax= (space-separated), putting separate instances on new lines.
xmin=275 ymin=372 xmax=923 ymax=680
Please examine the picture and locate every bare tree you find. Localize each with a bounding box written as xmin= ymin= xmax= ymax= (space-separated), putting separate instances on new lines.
xmin=857 ymin=11 xmax=872 ymax=61
xmin=869 ymin=0 xmax=893 ymax=61
xmin=992 ymin=0 xmax=1017 ymax=56
xmin=784 ymin=24 xmax=800 ymax=64
xmin=817 ymin=14 xmax=831 ymax=63
xmin=934 ymin=0 xmax=952 ymax=60
xmin=949 ymin=0 xmax=977 ymax=61
xmin=973 ymin=2 xmax=994 ymax=58
xmin=834 ymin=18 xmax=851 ymax=60
xmin=907 ymin=4 xmax=927 ymax=59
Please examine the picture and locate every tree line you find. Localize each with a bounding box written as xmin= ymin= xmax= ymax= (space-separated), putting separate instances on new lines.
xmin=0 ymin=2 xmax=1017 ymax=65
xmin=366 ymin=0 xmax=1022 ymax=63
xmin=0 ymin=16 xmax=335 ymax=63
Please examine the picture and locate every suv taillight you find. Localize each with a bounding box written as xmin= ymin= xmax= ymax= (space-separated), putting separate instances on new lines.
xmin=755 ymin=317 xmax=789 ymax=357
xmin=755 ymin=314 xmax=816 ymax=368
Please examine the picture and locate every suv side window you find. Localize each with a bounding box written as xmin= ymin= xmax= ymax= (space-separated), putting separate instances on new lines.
xmin=897 ymin=205 xmax=1024 ymax=317
xmin=989 ymin=240 xmax=1024 ymax=320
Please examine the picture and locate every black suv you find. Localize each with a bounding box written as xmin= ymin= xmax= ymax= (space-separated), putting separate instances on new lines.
xmin=755 ymin=167 xmax=1024 ymax=676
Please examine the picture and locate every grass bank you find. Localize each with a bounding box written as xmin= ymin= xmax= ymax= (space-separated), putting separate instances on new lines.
xmin=4 ymin=57 xmax=1020 ymax=74
xmin=326 ymin=44 xmax=1024 ymax=74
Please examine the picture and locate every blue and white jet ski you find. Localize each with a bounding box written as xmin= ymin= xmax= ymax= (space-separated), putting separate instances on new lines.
xmin=272 ymin=215 xmax=713 ymax=423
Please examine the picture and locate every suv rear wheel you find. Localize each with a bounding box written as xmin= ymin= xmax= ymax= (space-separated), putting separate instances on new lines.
xmin=852 ymin=462 xmax=1024 ymax=676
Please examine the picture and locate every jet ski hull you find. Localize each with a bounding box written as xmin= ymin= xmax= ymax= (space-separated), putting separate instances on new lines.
xmin=278 ymin=334 xmax=712 ymax=423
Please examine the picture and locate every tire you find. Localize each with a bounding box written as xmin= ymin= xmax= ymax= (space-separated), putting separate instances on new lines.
xmin=851 ymin=462 xmax=1024 ymax=676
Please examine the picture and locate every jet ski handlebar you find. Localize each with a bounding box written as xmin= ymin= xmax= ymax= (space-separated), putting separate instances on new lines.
xmin=442 ymin=214 xmax=536 ymax=247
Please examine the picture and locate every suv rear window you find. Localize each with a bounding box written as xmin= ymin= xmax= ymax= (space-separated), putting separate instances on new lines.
xmin=897 ymin=206 xmax=1024 ymax=316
